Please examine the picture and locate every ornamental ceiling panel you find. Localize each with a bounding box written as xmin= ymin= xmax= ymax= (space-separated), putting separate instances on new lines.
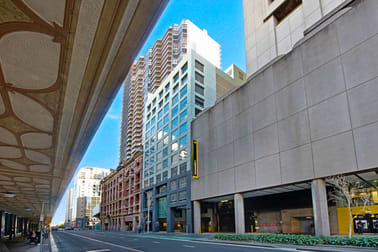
xmin=0 ymin=0 xmax=168 ymax=223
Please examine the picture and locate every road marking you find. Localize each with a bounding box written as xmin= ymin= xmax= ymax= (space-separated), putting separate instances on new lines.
xmin=183 ymin=245 xmax=195 ymax=248
xmin=153 ymin=241 xmax=160 ymax=244
xmin=130 ymin=235 xmax=301 ymax=251
xmin=86 ymin=250 xmax=111 ymax=252
xmin=64 ymin=232 xmax=143 ymax=252
xmin=50 ymin=232 xmax=59 ymax=252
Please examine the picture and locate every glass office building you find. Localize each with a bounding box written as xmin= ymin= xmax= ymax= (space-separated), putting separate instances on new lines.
xmin=142 ymin=50 xmax=219 ymax=232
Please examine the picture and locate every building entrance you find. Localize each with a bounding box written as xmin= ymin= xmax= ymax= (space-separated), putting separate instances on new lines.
xmin=173 ymin=208 xmax=187 ymax=232
xmin=200 ymin=200 xmax=235 ymax=233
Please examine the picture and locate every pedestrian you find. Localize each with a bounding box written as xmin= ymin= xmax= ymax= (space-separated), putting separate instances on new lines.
xmin=29 ymin=230 xmax=37 ymax=244
xmin=357 ymin=221 xmax=363 ymax=234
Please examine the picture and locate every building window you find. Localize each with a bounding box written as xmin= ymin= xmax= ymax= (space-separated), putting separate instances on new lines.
xmin=164 ymin=114 xmax=169 ymax=125
xmin=179 ymin=162 xmax=187 ymax=174
xmin=171 ymin=142 xmax=178 ymax=152
xmin=180 ymin=85 xmax=187 ymax=98
xmin=152 ymin=98 xmax=156 ymax=106
xmin=172 ymin=117 xmax=178 ymax=129
xmin=173 ymin=72 xmax=179 ymax=83
xmin=163 ymin=171 xmax=168 ymax=181
xmin=171 ymin=153 xmax=179 ymax=166
xmin=195 ymin=84 xmax=204 ymax=96
xmin=156 ymin=163 xmax=162 ymax=172
xmin=163 ymin=104 xmax=169 ymax=114
xmin=158 ymin=109 xmax=163 ymax=120
xmin=173 ymin=84 xmax=179 ymax=94
xmin=170 ymin=180 xmax=178 ymax=190
xmin=172 ymin=94 xmax=179 ymax=105
xmin=156 ymin=151 xmax=162 ymax=162
xmin=157 ymin=120 xmax=163 ymax=130
xmin=180 ymin=97 xmax=187 ymax=110
xmin=163 ymin=125 xmax=169 ymax=136
xmin=195 ymin=60 xmax=204 ymax=72
xmin=179 ymin=123 xmax=187 ymax=135
xmin=159 ymin=100 xmax=163 ymax=109
xmin=165 ymin=83 xmax=170 ymax=92
xmin=157 ymin=141 xmax=163 ymax=151
xmin=181 ymin=62 xmax=188 ymax=74
xmin=163 ymin=136 xmax=169 ymax=146
xmin=149 ymin=177 xmax=154 ymax=185
xmin=170 ymin=193 xmax=177 ymax=202
xmin=195 ymin=108 xmax=202 ymax=116
xmin=146 ymin=121 xmax=151 ymax=131
xmin=151 ymin=116 xmax=156 ymax=125
xmin=163 ymin=147 xmax=169 ymax=157
xmin=156 ymin=174 xmax=161 ymax=183
xmin=180 ymin=109 xmax=187 ymax=121
xmin=181 ymin=74 xmax=188 ymax=84
xmin=172 ymin=129 xmax=178 ymax=141
xmin=159 ymin=90 xmax=163 ymax=99
xmin=195 ymin=72 xmax=204 ymax=84
xmin=171 ymin=167 xmax=178 ymax=177
xmin=195 ymin=96 xmax=204 ymax=108
xmin=179 ymin=191 xmax=186 ymax=201
xmin=158 ymin=184 xmax=167 ymax=194
xmin=172 ymin=106 xmax=178 ymax=117
xmin=165 ymin=93 xmax=170 ymax=102
xmin=179 ymin=177 xmax=187 ymax=188
xmin=163 ymin=159 xmax=168 ymax=169
xmin=270 ymin=0 xmax=302 ymax=23
xmin=157 ymin=130 xmax=163 ymax=140
xmin=179 ymin=135 xmax=187 ymax=148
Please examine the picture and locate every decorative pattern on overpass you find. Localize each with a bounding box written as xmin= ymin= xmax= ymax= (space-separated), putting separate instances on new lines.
xmin=0 ymin=0 xmax=72 ymax=220
xmin=0 ymin=0 xmax=168 ymax=222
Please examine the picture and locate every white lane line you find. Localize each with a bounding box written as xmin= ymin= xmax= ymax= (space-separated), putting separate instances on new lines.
xmin=50 ymin=232 xmax=59 ymax=252
xmin=86 ymin=250 xmax=111 ymax=252
xmin=132 ymin=235 xmax=299 ymax=251
xmin=64 ymin=232 xmax=143 ymax=252
xmin=153 ymin=241 xmax=160 ymax=244
xmin=183 ymin=245 xmax=195 ymax=248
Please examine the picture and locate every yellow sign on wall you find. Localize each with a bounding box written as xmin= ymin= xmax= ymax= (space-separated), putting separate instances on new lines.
xmin=192 ymin=140 xmax=198 ymax=179
xmin=337 ymin=205 xmax=378 ymax=234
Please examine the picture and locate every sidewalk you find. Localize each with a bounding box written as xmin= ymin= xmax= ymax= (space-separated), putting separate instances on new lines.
xmin=1 ymin=236 xmax=50 ymax=252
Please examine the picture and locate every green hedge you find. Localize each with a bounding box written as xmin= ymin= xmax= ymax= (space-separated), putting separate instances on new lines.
xmin=213 ymin=233 xmax=378 ymax=247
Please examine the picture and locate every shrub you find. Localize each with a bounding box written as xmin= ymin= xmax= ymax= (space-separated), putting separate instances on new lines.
xmin=213 ymin=233 xmax=378 ymax=248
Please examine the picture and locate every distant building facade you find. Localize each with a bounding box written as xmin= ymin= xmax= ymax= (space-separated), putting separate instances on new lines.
xmin=64 ymin=188 xmax=73 ymax=227
xmin=72 ymin=167 xmax=109 ymax=229
xmin=120 ymin=19 xmax=221 ymax=162
xmin=100 ymin=152 xmax=143 ymax=231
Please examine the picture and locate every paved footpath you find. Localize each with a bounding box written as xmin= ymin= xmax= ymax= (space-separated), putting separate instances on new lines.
xmin=50 ymin=231 xmax=378 ymax=252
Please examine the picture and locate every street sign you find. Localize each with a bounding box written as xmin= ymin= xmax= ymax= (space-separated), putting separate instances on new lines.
xmin=40 ymin=214 xmax=44 ymax=222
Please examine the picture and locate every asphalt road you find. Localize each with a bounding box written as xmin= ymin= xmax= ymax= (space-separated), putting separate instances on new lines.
xmin=50 ymin=231 xmax=299 ymax=252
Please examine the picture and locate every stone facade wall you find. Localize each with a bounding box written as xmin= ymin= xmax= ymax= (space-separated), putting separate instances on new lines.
xmin=192 ymin=0 xmax=378 ymax=200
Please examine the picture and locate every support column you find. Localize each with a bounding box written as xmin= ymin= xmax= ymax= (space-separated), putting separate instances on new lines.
xmin=311 ymin=179 xmax=330 ymax=236
xmin=152 ymin=188 xmax=158 ymax=232
xmin=234 ymin=193 xmax=245 ymax=234
xmin=193 ymin=201 xmax=201 ymax=233
xmin=187 ymin=205 xmax=193 ymax=233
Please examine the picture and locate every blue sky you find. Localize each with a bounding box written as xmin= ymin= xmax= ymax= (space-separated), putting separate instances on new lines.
xmin=52 ymin=0 xmax=246 ymax=225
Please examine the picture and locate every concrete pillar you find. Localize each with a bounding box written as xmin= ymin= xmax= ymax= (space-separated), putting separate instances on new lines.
xmin=152 ymin=187 xmax=158 ymax=232
xmin=193 ymin=201 xmax=201 ymax=233
xmin=311 ymin=179 xmax=330 ymax=236
xmin=186 ymin=206 xmax=193 ymax=233
xmin=234 ymin=193 xmax=245 ymax=234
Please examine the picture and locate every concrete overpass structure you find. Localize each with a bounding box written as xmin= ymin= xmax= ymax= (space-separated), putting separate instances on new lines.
xmin=0 ymin=0 xmax=168 ymax=234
